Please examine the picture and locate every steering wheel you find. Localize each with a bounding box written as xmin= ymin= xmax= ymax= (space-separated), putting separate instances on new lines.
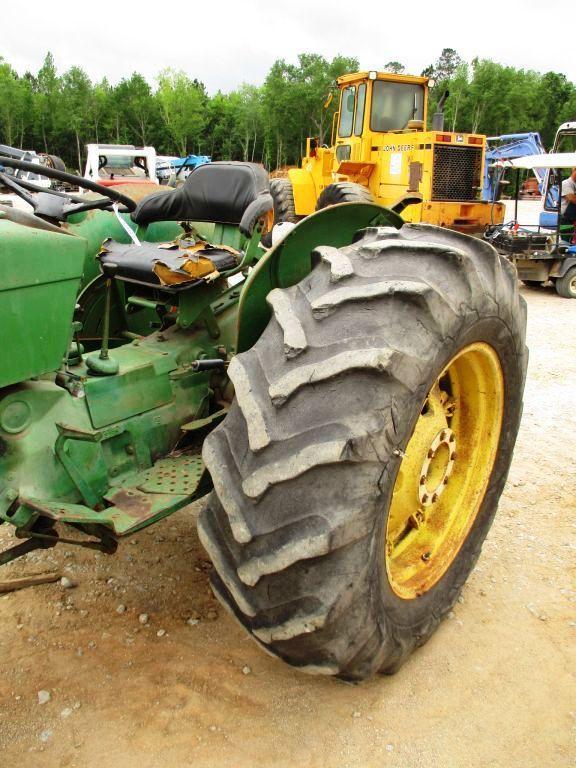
xmin=0 ymin=156 xmax=137 ymax=223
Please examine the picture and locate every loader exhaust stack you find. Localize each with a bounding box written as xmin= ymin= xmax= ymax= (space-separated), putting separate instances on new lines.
xmin=432 ymin=90 xmax=450 ymax=131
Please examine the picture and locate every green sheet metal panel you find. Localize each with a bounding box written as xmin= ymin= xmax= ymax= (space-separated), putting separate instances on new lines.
xmin=0 ymin=218 xmax=86 ymax=388
xmin=84 ymin=361 xmax=174 ymax=428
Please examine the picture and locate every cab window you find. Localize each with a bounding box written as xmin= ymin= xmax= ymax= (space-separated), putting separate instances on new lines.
xmin=370 ymin=81 xmax=425 ymax=132
xmin=554 ymin=132 xmax=576 ymax=153
xmin=338 ymin=86 xmax=356 ymax=138
xmin=336 ymin=145 xmax=351 ymax=162
xmin=354 ymin=84 xmax=366 ymax=136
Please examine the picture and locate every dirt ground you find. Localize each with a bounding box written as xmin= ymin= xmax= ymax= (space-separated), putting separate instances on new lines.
xmin=1 ymin=285 xmax=574 ymax=768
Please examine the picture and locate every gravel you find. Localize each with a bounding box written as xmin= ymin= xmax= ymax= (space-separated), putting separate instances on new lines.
xmin=37 ymin=690 xmax=51 ymax=705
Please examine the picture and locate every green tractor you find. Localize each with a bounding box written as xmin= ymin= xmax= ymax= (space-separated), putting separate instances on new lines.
xmin=0 ymin=156 xmax=527 ymax=680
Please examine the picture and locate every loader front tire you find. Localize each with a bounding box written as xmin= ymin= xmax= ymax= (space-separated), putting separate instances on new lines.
xmin=198 ymin=223 xmax=527 ymax=681
xmin=261 ymin=178 xmax=302 ymax=247
xmin=315 ymin=181 xmax=374 ymax=210
xmin=270 ymin=177 xmax=301 ymax=226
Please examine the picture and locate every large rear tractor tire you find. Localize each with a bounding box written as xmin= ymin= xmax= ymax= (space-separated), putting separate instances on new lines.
xmin=315 ymin=181 xmax=374 ymax=210
xmin=198 ymin=223 xmax=528 ymax=681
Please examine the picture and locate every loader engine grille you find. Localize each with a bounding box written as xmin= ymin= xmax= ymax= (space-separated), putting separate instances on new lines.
xmin=432 ymin=145 xmax=482 ymax=201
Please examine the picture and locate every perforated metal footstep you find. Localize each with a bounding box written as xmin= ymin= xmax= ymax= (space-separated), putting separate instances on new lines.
xmin=19 ymin=453 xmax=208 ymax=538
xmin=101 ymin=452 xmax=207 ymax=533
xmin=137 ymin=454 xmax=205 ymax=495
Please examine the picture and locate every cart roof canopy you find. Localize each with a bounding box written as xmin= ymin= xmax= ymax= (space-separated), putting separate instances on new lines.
xmin=495 ymin=152 xmax=576 ymax=170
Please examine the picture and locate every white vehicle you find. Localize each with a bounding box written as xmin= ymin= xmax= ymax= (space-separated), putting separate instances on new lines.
xmin=155 ymin=155 xmax=179 ymax=185
xmin=551 ymin=122 xmax=576 ymax=154
xmin=83 ymin=144 xmax=158 ymax=187
xmin=534 ymin=123 xmax=576 ymax=228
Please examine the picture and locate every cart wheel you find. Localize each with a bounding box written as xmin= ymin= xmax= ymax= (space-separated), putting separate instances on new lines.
xmin=555 ymin=267 xmax=576 ymax=299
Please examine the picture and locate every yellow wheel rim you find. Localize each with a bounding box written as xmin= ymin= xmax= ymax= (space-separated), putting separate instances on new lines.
xmin=385 ymin=342 xmax=504 ymax=600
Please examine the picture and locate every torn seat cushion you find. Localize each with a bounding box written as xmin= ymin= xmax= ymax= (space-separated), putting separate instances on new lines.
xmin=98 ymin=240 xmax=238 ymax=292
xmin=131 ymin=161 xmax=272 ymax=235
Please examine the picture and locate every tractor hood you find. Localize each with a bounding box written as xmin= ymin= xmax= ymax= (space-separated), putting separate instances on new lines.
xmin=0 ymin=216 xmax=85 ymax=388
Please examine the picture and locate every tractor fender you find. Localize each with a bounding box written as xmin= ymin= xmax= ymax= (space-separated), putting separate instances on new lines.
xmin=287 ymin=168 xmax=318 ymax=217
xmin=236 ymin=201 xmax=403 ymax=353
xmin=549 ymin=255 xmax=576 ymax=279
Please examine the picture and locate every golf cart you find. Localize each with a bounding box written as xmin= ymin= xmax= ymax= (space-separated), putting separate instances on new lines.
xmin=484 ymin=152 xmax=576 ymax=298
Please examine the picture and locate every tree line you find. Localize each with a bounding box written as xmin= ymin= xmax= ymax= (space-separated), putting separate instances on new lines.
xmin=0 ymin=49 xmax=574 ymax=173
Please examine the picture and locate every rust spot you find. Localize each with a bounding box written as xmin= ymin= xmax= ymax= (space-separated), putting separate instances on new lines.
xmin=108 ymin=489 xmax=153 ymax=521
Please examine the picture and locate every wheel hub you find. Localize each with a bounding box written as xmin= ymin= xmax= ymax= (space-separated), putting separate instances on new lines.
xmin=418 ymin=428 xmax=456 ymax=507
xmin=385 ymin=342 xmax=504 ymax=600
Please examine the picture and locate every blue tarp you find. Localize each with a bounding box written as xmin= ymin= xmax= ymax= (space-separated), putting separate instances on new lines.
xmin=171 ymin=154 xmax=211 ymax=170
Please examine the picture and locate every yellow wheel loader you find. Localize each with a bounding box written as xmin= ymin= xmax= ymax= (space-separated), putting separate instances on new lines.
xmin=275 ymin=71 xmax=504 ymax=234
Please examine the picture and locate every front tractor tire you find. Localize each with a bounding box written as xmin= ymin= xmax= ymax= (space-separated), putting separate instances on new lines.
xmin=198 ymin=223 xmax=527 ymax=681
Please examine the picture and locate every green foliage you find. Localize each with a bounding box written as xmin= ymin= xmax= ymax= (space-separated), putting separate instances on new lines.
xmin=157 ymin=69 xmax=206 ymax=156
xmin=384 ymin=61 xmax=405 ymax=74
xmin=422 ymin=48 xmax=463 ymax=82
xmin=262 ymin=53 xmax=359 ymax=167
xmin=427 ymin=53 xmax=574 ymax=143
xmin=0 ymin=50 xmax=573 ymax=170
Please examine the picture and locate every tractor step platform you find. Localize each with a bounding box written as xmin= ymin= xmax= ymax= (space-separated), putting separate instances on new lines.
xmin=19 ymin=453 xmax=207 ymax=537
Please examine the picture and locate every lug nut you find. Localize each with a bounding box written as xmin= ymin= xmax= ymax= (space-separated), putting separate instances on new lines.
xmin=422 ymin=551 xmax=431 ymax=562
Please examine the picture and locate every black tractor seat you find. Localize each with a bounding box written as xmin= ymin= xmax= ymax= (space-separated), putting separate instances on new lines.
xmin=131 ymin=161 xmax=273 ymax=237
xmin=98 ymin=240 xmax=238 ymax=293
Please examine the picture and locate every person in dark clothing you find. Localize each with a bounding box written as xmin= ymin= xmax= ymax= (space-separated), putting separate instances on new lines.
xmin=560 ymin=167 xmax=576 ymax=225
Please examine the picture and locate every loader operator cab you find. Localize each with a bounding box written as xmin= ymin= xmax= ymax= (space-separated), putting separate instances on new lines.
xmin=332 ymin=72 xmax=428 ymax=164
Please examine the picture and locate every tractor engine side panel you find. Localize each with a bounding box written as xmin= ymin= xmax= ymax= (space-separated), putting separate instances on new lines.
xmin=0 ymin=220 xmax=85 ymax=388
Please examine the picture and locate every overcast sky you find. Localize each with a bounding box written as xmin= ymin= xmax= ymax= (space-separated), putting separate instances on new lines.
xmin=3 ymin=0 xmax=573 ymax=91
